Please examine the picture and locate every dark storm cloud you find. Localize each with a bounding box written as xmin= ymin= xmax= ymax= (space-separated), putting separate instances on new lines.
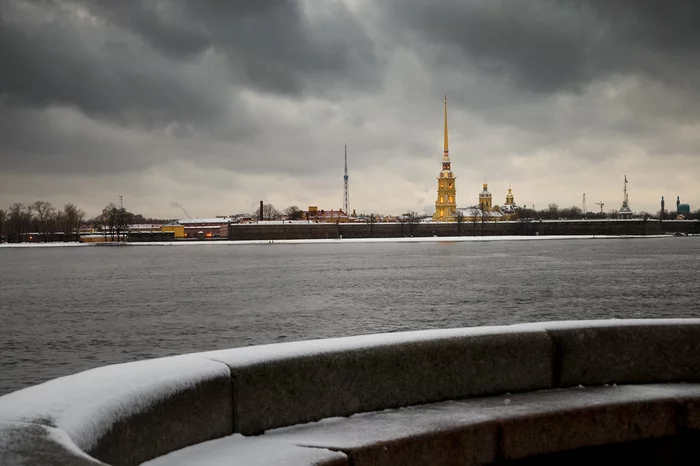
xmin=0 ymin=0 xmax=379 ymax=119
xmin=0 ymin=0 xmax=379 ymax=176
xmin=0 ymin=107 xmax=154 ymax=175
xmin=381 ymin=0 xmax=700 ymax=97
xmin=0 ymin=0 xmax=229 ymax=127
xmin=85 ymin=0 xmax=381 ymax=95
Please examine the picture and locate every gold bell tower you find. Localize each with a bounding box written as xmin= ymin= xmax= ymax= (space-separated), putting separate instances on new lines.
xmin=505 ymin=183 xmax=515 ymax=206
xmin=433 ymin=95 xmax=457 ymax=221
xmin=479 ymin=180 xmax=493 ymax=211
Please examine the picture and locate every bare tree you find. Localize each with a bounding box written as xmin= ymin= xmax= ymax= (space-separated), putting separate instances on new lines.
xmin=480 ymin=203 xmax=487 ymax=236
xmin=559 ymin=206 xmax=582 ymax=220
xmin=364 ymin=213 xmax=377 ymax=237
xmin=0 ymin=209 xmax=5 ymax=242
xmin=454 ymin=210 xmax=464 ymax=236
xmin=404 ymin=211 xmax=422 ymax=237
xmin=7 ymin=203 xmax=30 ymax=242
xmin=93 ymin=216 xmax=107 ymax=242
xmin=102 ymin=202 xmax=129 ymax=242
xmin=32 ymin=201 xmax=56 ymax=242
xmin=59 ymin=203 xmax=85 ymax=242
xmin=255 ymin=203 xmax=281 ymax=221
xmin=283 ymin=205 xmax=304 ymax=220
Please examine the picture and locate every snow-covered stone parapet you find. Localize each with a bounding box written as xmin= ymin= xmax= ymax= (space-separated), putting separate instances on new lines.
xmin=0 ymin=421 xmax=105 ymax=466
xmin=3 ymin=319 xmax=700 ymax=465
xmin=0 ymin=355 xmax=232 ymax=465
xmin=199 ymin=326 xmax=554 ymax=434
xmin=513 ymin=319 xmax=700 ymax=387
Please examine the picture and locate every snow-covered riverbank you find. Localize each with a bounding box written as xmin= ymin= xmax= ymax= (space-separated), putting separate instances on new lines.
xmin=0 ymin=234 xmax=676 ymax=248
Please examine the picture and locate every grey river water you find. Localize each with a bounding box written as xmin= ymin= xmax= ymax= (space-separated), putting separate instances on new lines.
xmin=1 ymin=237 xmax=699 ymax=395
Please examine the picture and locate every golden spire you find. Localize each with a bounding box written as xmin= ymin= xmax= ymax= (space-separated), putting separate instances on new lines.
xmin=443 ymin=94 xmax=449 ymax=158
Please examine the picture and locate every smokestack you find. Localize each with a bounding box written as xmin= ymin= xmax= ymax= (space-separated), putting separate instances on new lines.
xmin=259 ymin=201 xmax=264 ymax=221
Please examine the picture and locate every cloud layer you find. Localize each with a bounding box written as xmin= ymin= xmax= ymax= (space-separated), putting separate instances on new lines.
xmin=1 ymin=0 xmax=698 ymax=217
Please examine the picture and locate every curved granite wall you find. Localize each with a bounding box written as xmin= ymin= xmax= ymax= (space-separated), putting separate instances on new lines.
xmin=2 ymin=319 xmax=700 ymax=465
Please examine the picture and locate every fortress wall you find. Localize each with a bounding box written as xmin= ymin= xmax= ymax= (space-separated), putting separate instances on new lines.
xmin=3 ymin=319 xmax=700 ymax=465
xmin=225 ymin=220 xmax=677 ymax=240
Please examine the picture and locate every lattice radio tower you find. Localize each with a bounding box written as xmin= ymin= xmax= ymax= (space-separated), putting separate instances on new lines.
xmin=343 ymin=144 xmax=350 ymax=214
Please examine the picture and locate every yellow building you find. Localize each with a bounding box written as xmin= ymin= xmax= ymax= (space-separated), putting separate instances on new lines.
xmin=433 ymin=95 xmax=457 ymax=221
xmin=160 ymin=224 xmax=185 ymax=239
xmin=478 ymin=181 xmax=493 ymax=211
xmin=455 ymin=182 xmax=519 ymax=221
xmin=505 ymin=184 xmax=515 ymax=206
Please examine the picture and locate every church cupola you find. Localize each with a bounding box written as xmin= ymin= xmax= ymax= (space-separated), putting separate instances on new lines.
xmin=479 ymin=180 xmax=493 ymax=211
xmin=505 ymin=183 xmax=515 ymax=205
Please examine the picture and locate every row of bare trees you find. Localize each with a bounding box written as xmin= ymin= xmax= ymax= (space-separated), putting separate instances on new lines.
xmin=93 ymin=202 xmax=129 ymax=242
xmin=0 ymin=201 xmax=85 ymax=243
xmin=512 ymin=204 xmax=700 ymax=221
xmin=252 ymin=204 xmax=310 ymax=221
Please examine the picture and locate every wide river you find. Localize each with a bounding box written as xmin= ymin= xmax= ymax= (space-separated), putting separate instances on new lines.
xmin=1 ymin=237 xmax=699 ymax=395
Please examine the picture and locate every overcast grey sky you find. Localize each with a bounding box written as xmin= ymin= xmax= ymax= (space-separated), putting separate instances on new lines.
xmin=1 ymin=0 xmax=698 ymax=217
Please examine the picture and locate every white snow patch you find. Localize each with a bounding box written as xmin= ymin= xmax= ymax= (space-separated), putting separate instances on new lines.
xmin=0 ymin=242 xmax=90 ymax=248
xmin=0 ymin=235 xmax=674 ymax=248
xmin=511 ymin=318 xmax=700 ymax=331
xmin=0 ymin=355 xmax=229 ymax=452
xmin=141 ymin=434 xmax=347 ymax=466
xmin=196 ymin=325 xmax=547 ymax=368
xmin=46 ymin=425 xmax=102 ymax=463
xmin=197 ymin=319 xmax=700 ymax=369
xmin=96 ymin=235 xmax=670 ymax=247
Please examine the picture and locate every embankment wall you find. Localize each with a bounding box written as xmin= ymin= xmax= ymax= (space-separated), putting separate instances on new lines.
xmin=3 ymin=320 xmax=700 ymax=465
xmin=225 ymin=219 xmax=699 ymax=241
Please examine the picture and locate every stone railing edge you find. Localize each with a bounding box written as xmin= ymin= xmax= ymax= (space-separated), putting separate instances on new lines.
xmin=3 ymin=318 xmax=700 ymax=464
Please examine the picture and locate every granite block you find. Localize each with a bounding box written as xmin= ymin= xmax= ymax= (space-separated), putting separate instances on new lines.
xmin=141 ymin=435 xmax=349 ymax=466
xmin=209 ymin=329 xmax=552 ymax=434
xmin=337 ymin=426 xmax=497 ymax=466
xmin=263 ymin=385 xmax=682 ymax=466
xmin=0 ymin=355 xmax=234 ymax=466
xmin=89 ymin=373 xmax=233 ymax=466
xmin=605 ymin=383 xmax=700 ymax=432
xmin=542 ymin=321 xmax=700 ymax=387
xmin=0 ymin=421 xmax=105 ymax=466
xmin=265 ymin=400 xmax=500 ymax=466
xmin=498 ymin=436 xmax=696 ymax=466
xmin=499 ymin=397 xmax=677 ymax=460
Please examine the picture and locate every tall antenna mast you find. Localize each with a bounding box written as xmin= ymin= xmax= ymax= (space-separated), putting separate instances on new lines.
xmin=119 ymin=195 xmax=123 ymax=210
xmin=582 ymin=193 xmax=586 ymax=214
xmin=343 ymin=144 xmax=350 ymax=214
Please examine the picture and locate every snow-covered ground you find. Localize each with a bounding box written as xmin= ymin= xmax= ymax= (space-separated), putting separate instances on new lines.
xmin=0 ymin=242 xmax=90 ymax=248
xmin=0 ymin=234 xmax=674 ymax=248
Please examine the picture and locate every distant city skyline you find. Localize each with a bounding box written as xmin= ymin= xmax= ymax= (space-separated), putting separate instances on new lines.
xmin=1 ymin=0 xmax=698 ymax=218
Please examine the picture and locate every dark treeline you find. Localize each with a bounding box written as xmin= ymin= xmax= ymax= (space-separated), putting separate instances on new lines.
xmin=0 ymin=201 xmax=175 ymax=243
xmin=511 ymin=204 xmax=700 ymax=221
xmin=0 ymin=201 xmax=85 ymax=243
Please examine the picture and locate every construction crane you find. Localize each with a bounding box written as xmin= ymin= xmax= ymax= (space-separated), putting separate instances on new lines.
xmin=595 ymin=201 xmax=605 ymax=214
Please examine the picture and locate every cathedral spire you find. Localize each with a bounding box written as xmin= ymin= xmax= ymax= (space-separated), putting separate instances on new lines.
xmin=443 ymin=95 xmax=449 ymax=158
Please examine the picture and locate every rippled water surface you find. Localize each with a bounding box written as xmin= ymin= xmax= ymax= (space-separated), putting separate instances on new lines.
xmin=1 ymin=237 xmax=700 ymax=395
